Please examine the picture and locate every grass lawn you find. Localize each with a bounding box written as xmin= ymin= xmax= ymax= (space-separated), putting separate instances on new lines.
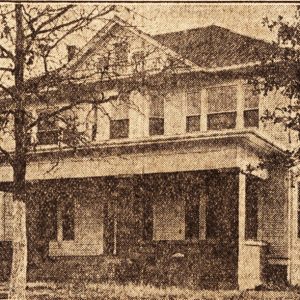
xmin=24 ymin=282 xmax=300 ymax=300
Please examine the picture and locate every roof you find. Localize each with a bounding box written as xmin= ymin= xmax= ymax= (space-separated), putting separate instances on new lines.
xmin=153 ymin=25 xmax=280 ymax=68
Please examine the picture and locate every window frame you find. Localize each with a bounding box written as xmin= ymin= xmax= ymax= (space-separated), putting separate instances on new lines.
xmin=206 ymin=85 xmax=238 ymax=131
xmin=244 ymin=85 xmax=260 ymax=128
xmin=36 ymin=108 xmax=61 ymax=145
xmin=149 ymin=94 xmax=164 ymax=136
xmin=186 ymin=91 xmax=201 ymax=133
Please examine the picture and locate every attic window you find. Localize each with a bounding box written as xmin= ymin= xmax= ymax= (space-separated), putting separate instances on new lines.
xmin=207 ymin=85 xmax=237 ymax=130
xmin=132 ymin=51 xmax=145 ymax=72
xmin=186 ymin=91 xmax=201 ymax=132
xmin=244 ymin=85 xmax=259 ymax=128
xmin=96 ymin=56 xmax=110 ymax=73
xmin=114 ymin=42 xmax=128 ymax=65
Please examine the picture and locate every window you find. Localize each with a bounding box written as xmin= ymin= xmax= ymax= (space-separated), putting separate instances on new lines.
xmin=244 ymin=85 xmax=259 ymax=128
xmin=132 ymin=51 xmax=145 ymax=73
xmin=110 ymin=119 xmax=129 ymax=139
xmin=149 ymin=94 xmax=164 ymax=136
xmin=185 ymin=195 xmax=200 ymax=240
xmin=96 ymin=56 xmax=110 ymax=73
xmin=186 ymin=91 xmax=201 ymax=132
xmin=110 ymin=97 xmax=129 ymax=139
xmin=61 ymin=197 xmax=75 ymax=241
xmin=207 ymin=86 xmax=237 ymax=130
xmin=114 ymin=42 xmax=128 ymax=65
xmin=37 ymin=110 xmax=60 ymax=145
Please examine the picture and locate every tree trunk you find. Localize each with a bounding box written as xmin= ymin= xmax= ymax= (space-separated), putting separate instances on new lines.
xmin=9 ymin=4 xmax=28 ymax=300
xmin=8 ymin=201 xmax=27 ymax=300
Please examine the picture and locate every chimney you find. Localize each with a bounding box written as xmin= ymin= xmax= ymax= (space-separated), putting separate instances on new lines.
xmin=67 ymin=45 xmax=77 ymax=62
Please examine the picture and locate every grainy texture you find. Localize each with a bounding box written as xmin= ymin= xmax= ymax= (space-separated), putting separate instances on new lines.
xmin=0 ymin=3 xmax=299 ymax=299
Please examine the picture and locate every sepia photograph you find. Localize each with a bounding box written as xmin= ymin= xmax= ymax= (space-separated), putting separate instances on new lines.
xmin=0 ymin=1 xmax=300 ymax=299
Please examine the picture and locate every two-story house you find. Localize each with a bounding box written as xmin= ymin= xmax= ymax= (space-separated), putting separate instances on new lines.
xmin=1 ymin=16 xmax=300 ymax=290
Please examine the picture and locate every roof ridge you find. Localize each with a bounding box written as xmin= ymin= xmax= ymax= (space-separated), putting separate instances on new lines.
xmin=153 ymin=24 xmax=274 ymax=46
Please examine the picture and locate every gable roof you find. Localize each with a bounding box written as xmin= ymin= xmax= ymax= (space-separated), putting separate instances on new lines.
xmin=153 ymin=25 xmax=280 ymax=68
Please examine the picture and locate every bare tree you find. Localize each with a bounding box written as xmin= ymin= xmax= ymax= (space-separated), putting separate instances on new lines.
xmin=0 ymin=3 xmax=189 ymax=299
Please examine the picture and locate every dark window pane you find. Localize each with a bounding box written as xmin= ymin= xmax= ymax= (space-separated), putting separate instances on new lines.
xmin=62 ymin=199 xmax=75 ymax=241
xmin=244 ymin=109 xmax=259 ymax=128
xmin=245 ymin=177 xmax=259 ymax=240
xmin=37 ymin=130 xmax=60 ymax=145
xmin=186 ymin=115 xmax=200 ymax=132
xmin=110 ymin=119 xmax=129 ymax=139
xmin=149 ymin=117 xmax=164 ymax=136
xmin=185 ymin=196 xmax=199 ymax=240
xmin=207 ymin=112 xmax=237 ymax=130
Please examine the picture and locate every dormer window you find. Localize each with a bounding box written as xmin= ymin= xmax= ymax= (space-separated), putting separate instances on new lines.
xmin=244 ymin=85 xmax=259 ymax=128
xmin=149 ymin=94 xmax=164 ymax=136
xmin=186 ymin=91 xmax=201 ymax=132
xmin=207 ymin=85 xmax=237 ymax=130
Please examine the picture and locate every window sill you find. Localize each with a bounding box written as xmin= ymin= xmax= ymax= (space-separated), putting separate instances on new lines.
xmin=244 ymin=240 xmax=268 ymax=247
xmin=49 ymin=240 xmax=103 ymax=256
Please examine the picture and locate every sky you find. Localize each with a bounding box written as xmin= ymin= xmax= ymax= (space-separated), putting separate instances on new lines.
xmin=121 ymin=4 xmax=298 ymax=41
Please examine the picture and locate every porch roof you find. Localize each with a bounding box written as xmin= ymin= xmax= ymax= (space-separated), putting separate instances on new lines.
xmin=0 ymin=129 xmax=288 ymax=182
xmin=26 ymin=128 xmax=288 ymax=160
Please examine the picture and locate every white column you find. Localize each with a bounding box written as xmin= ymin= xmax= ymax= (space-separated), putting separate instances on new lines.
xmin=238 ymin=172 xmax=246 ymax=288
xmin=236 ymin=81 xmax=245 ymax=130
xmin=0 ymin=191 xmax=4 ymax=240
xmin=200 ymin=88 xmax=207 ymax=131
xmin=96 ymin=103 xmax=111 ymax=142
xmin=57 ymin=201 xmax=63 ymax=242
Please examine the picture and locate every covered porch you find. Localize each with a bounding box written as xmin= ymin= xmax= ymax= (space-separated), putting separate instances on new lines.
xmin=0 ymin=130 xmax=288 ymax=289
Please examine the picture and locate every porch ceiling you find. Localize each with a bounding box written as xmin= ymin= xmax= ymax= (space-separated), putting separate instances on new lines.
xmin=0 ymin=129 xmax=287 ymax=182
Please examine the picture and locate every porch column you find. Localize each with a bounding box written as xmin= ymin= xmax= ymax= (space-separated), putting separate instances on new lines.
xmin=238 ymin=172 xmax=263 ymax=290
xmin=238 ymin=172 xmax=247 ymax=289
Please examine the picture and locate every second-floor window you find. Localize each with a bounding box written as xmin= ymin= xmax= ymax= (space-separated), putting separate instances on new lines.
xmin=244 ymin=85 xmax=259 ymax=128
xmin=186 ymin=91 xmax=201 ymax=132
xmin=149 ymin=94 xmax=164 ymax=136
xmin=110 ymin=98 xmax=129 ymax=139
xmin=207 ymin=85 xmax=237 ymax=130
xmin=37 ymin=110 xmax=60 ymax=145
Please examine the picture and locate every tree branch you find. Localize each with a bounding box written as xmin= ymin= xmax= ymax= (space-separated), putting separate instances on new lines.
xmin=0 ymin=44 xmax=15 ymax=61
xmin=0 ymin=145 xmax=14 ymax=166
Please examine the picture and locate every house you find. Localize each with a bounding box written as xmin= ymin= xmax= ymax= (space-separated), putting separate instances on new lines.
xmin=0 ymin=16 xmax=299 ymax=290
